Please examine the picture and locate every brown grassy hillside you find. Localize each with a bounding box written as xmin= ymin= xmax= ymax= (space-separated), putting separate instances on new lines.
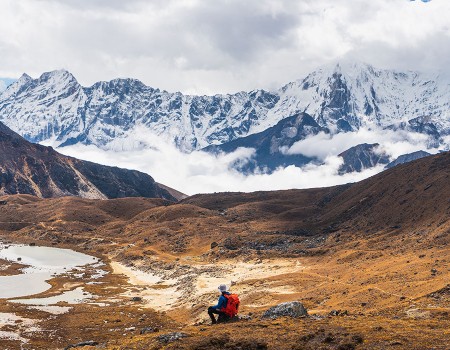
xmin=0 ymin=152 xmax=448 ymax=349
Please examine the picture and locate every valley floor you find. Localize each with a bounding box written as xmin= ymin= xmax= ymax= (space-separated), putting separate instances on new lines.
xmin=0 ymin=237 xmax=448 ymax=350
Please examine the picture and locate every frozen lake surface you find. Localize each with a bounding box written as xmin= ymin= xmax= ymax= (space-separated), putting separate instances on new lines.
xmin=0 ymin=243 xmax=99 ymax=299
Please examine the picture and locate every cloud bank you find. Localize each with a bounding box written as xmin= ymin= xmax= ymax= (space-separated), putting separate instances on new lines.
xmin=53 ymin=126 xmax=441 ymax=196
xmin=0 ymin=0 xmax=448 ymax=94
xmin=286 ymin=128 xmax=433 ymax=160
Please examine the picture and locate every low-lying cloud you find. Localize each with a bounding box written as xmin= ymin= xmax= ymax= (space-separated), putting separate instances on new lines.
xmin=58 ymin=142 xmax=379 ymax=196
xmin=53 ymin=126 xmax=442 ymax=196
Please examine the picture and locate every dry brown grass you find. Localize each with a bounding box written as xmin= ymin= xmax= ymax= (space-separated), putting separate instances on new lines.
xmin=0 ymin=152 xmax=448 ymax=349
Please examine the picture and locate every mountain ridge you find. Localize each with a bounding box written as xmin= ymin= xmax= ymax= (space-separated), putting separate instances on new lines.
xmin=1 ymin=62 xmax=448 ymax=154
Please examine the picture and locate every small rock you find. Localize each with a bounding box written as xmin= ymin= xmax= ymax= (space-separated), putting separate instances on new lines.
xmin=131 ymin=296 xmax=142 ymax=302
xmin=157 ymin=332 xmax=189 ymax=343
xmin=210 ymin=241 xmax=218 ymax=249
xmin=29 ymin=242 xmax=36 ymax=246
xmin=64 ymin=341 xmax=98 ymax=350
xmin=262 ymin=301 xmax=308 ymax=319
xmin=405 ymin=308 xmax=431 ymax=319
xmin=390 ymin=341 xmax=403 ymax=346
xmin=329 ymin=310 xmax=348 ymax=316
xmin=140 ymin=327 xmax=159 ymax=335
xmin=238 ymin=314 xmax=252 ymax=321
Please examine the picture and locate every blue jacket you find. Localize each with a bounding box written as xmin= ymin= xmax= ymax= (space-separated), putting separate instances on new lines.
xmin=211 ymin=292 xmax=230 ymax=310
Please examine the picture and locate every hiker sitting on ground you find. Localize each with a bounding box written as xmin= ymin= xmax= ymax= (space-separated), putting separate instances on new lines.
xmin=207 ymin=284 xmax=240 ymax=324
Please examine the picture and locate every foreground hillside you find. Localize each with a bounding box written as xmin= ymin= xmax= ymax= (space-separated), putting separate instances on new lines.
xmin=0 ymin=152 xmax=448 ymax=349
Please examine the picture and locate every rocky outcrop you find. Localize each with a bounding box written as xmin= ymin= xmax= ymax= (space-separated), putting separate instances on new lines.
xmin=338 ymin=143 xmax=390 ymax=174
xmin=64 ymin=341 xmax=98 ymax=350
xmin=262 ymin=301 xmax=308 ymax=319
xmin=203 ymin=113 xmax=326 ymax=172
xmin=0 ymin=122 xmax=176 ymax=200
xmin=385 ymin=150 xmax=431 ymax=169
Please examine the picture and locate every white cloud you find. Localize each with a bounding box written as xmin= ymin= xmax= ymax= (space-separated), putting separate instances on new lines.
xmin=52 ymin=123 xmax=444 ymax=196
xmin=39 ymin=121 xmax=443 ymax=196
xmin=58 ymin=140 xmax=384 ymax=195
xmin=0 ymin=0 xmax=448 ymax=94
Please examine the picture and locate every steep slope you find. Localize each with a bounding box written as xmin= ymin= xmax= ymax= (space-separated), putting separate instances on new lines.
xmin=0 ymin=62 xmax=448 ymax=152
xmin=0 ymin=122 xmax=176 ymax=200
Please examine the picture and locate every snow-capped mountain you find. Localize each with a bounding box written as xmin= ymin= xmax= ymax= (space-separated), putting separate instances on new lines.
xmin=0 ymin=62 xmax=448 ymax=153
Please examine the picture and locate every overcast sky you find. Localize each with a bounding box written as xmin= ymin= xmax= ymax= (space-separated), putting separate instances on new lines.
xmin=0 ymin=0 xmax=449 ymax=94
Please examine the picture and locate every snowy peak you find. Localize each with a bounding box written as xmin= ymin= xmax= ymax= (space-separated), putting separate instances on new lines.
xmin=38 ymin=69 xmax=77 ymax=83
xmin=0 ymin=73 xmax=32 ymax=99
xmin=0 ymin=69 xmax=86 ymax=143
xmin=274 ymin=61 xmax=448 ymax=136
xmin=0 ymin=62 xmax=448 ymax=154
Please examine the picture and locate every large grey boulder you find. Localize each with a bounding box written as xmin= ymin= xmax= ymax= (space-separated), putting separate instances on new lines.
xmin=262 ymin=301 xmax=308 ymax=319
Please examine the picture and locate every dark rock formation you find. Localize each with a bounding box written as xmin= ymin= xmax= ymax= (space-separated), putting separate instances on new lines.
xmin=385 ymin=150 xmax=431 ymax=169
xmin=338 ymin=143 xmax=390 ymax=174
xmin=204 ymin=113 xmax=327 ymax=172
xmin=64 ymin=341 xmax=98 ymax=350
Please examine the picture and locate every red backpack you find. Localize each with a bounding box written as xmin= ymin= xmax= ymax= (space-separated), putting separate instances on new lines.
xmin=221 ymin=293 xmax=240 ymax=317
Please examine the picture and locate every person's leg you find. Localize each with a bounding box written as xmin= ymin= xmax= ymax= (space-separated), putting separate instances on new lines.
xmin=208 ymin=307 xmax=219 ymax=324
xmin=217 ymin=311 xmax=230 ymax=323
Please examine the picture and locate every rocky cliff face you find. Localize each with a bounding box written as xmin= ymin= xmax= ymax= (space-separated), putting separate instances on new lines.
xmin=0 ymin=122 xmax=176 ymax=200
xmin=203 ymin=113 xmax=327 ymax=172
xmin=0 ymin=62 xmax=448 ymax=153
xmin=338 ymin=143 xmax=390 ymax=174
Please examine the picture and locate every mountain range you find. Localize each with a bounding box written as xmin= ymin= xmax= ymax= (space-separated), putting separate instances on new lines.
xmin=0 ymin=61 xmax=448 ymax=174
